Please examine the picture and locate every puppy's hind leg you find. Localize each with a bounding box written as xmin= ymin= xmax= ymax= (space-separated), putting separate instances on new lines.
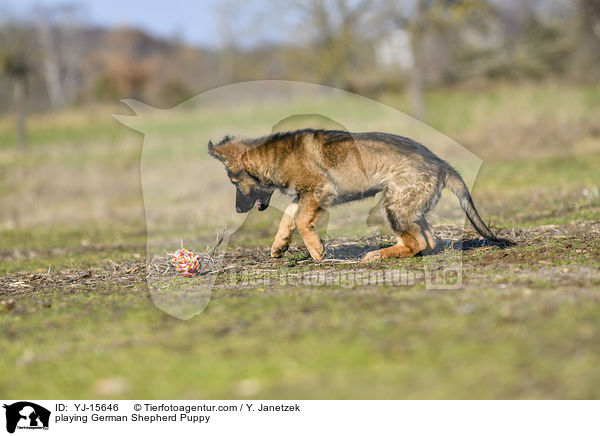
xmin=363 ymin=195 xmax=428 ymax=261
xmin=417 ymin=218 xmax=436 ymax=255
xmin=271 ymin=196 xmax=299 ymax=258
xmin=363 ymin=222 xmax=427 ymax=261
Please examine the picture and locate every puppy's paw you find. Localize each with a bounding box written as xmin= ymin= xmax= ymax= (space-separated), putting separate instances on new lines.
xmin=309 ymin=251 xmax=323 ymax=262
xmin=308 ymin=246 xmax=324 ymax=262
xmin=362 ymin=250 xmax=381 ymax=262
xmin=271 ymin=246 xmax=284 ymax=258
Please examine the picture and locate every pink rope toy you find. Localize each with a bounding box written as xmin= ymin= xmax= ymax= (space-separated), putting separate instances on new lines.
xmin=171 ymin=248 xmax=202 ymax=277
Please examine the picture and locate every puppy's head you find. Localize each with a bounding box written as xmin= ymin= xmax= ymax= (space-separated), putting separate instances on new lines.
xmin=208 ymin=136 xmax=274 ymax=213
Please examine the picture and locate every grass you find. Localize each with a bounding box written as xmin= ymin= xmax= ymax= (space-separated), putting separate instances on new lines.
xmin=2 ymin=280 xmax=600 ymax=398
xmin=1 ymin=81 xmax=600 ymax=398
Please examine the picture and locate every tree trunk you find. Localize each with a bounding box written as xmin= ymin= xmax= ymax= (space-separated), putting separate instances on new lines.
xmin=409 ymin=31 xmax=426 ymax=120
xmin=13 ymin=78 xmax=28 ymax=151
xmin=572 ymin=0 xmax=600 ymax=81
xmin=37 ymin=15 xmax=67 ymax=108
xmin=408 ymin=0 xmax=427 ymax=121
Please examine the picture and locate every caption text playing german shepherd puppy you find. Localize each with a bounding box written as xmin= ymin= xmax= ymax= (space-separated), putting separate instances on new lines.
xmin=209 ymin=129 xmax=509 ymax=261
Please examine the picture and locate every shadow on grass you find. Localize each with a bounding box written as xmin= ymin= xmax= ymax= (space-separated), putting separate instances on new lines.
xmin=323 ymin=236 xmax=515 ymax=260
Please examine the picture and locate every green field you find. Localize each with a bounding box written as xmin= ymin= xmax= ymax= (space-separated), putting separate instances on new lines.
xmin=1 ymin=82 xmax=600 ymax=398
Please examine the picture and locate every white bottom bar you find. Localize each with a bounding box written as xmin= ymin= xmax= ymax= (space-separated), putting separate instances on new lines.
xmin=1 ymin=400 xmax=597 ymax=436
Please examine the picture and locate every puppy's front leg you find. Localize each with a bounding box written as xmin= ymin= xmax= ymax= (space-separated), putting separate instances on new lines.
xmin=271 ymin=197 xmax=299 ymax=258
xmin=295 ymin=195 xmax=324 ymax=261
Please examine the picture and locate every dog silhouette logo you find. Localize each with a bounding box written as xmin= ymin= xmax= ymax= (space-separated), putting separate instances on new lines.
xmin=3 ymin=402 xmax=50 ymax=434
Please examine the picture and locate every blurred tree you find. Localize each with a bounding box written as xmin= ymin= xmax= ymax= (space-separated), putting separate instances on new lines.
xmin=34 ymin=3 xmax=86 ymax=108
xmin=93 ymin=73 xmax=119 ymax=102
xmin=290 ymin=0 xmax=373 ymax=89
xmin=158 ymin=78 xmax=192 ymax=107
xmin=104 ymin=28 xmax=155 ymax=99
xmin=572 ymin=0 xmax=600 ymax=81
xmin=383 ymin=0 xmax=491 ymax=120
xmin=0 ymin=24 xmax=36 ymax=151
xmin=109 ymin=58 xmax=152 ymax=99
xmin=409 ymin=0 xmax=427 ymax=120
xmin=470 ymin=1 xmax=572 ymax=80
xmin=215 ymin=0 xmax=242 ymax=84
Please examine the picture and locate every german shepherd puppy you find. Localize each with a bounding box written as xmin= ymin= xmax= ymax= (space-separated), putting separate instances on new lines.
xmin=208 ymin=129 xmax=509 ymax=261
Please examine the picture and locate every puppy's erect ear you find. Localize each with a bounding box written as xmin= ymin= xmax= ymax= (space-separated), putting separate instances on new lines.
xmin=207 ymin=140 xmax=220 ymax=160
xmin=208 ymin=139 xmax=247 ymax=167
xmin=208 ymin=139 xmax=230 ymax=163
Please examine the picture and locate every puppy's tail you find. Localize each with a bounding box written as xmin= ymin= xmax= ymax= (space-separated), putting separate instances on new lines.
xmin=445 ymin=167 xmax=514 ymax=246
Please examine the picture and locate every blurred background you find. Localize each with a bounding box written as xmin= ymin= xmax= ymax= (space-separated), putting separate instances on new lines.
xmin=2 ymin=0 xmax=599 ymax=123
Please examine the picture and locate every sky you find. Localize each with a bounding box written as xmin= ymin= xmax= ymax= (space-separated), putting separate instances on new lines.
xmin=3 ymin=0 xmax=289 ymax=48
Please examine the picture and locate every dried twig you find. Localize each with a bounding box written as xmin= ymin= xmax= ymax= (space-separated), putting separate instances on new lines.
xmin=211 ymin=227 xmax=227 ymax=257
xmin=106 ymin=259 xmax=120 ymax=271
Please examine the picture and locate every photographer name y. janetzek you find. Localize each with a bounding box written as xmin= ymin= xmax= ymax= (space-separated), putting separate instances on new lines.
xmin=257 ymin=404 xmax=300 ymax=412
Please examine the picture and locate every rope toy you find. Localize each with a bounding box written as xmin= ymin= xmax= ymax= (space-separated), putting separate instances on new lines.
xmin=171 ymin=248 xmax=202 ymax=277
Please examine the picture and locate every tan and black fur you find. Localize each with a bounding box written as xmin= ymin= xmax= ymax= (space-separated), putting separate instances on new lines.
xmin=208 ymin=129 xmax=510 ymax=261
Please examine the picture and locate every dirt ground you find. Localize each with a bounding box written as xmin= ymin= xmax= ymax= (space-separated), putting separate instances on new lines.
xmin=2 ymin=221 xmax=598 ymax=297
